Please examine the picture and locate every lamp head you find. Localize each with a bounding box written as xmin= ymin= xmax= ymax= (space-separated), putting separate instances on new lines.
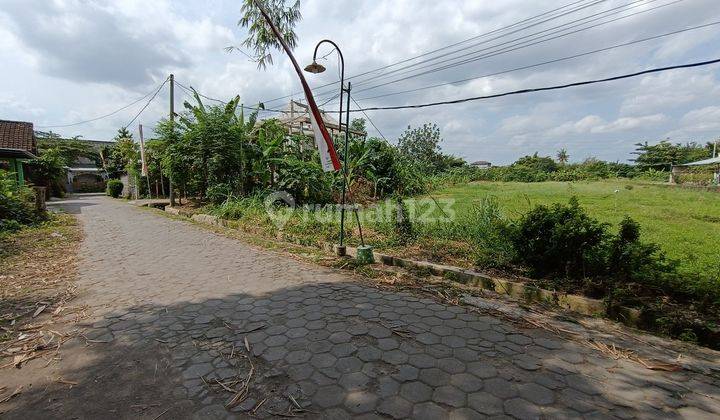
xmin=304 ymin=61 xmax=326 ymax=74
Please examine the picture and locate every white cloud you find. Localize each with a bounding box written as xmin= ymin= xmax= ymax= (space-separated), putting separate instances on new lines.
xmin=591 ymin=114 xmax=667 ymax=133
xmin=666 ymin=106 xmax=720 ymax=138
xmin=0 ymin=0 xmax=719 ymax=165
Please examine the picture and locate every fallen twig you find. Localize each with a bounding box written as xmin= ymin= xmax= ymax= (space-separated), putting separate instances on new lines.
xmin=0 ymin=386 xmax=22 ymax=404
xmin=152 ymin=408 xmax=169 ymax=420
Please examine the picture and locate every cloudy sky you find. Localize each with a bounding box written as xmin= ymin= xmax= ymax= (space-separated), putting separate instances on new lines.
xmin=1 ymin=0 xmax=719 ymax=164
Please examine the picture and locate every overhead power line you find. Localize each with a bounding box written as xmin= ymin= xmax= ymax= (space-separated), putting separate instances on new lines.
xmin=346 ymin=0 xmax=678 ymax=95
xmin=256 ymin=0 xmax=611 ymax=106
xmin=314 ymin=0 xmax=683 ymax=102
xmin=346 ymin=58 xmax=720 ymax=112
xmin=351 ymin=96 xmax=387 ymax=142
xmin=173 ymin=79 xmax=286 ymax=113
xmin=122 ymin=78 xmax=170 ymax=129
xmin=356 ymin=20 xmax=720 ymax=101
xmin=36 ymin=77 xmax=169 ymax=129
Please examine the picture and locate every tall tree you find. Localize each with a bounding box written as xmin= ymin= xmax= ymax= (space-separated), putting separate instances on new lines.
xmin=114 ymin=127 xmax=133 ymax=141
xmin=228 ymin=0 xmax=302 ymax=69
xmin=556 ymin=148 xmax=569 ymax=165
xmin=397 ymin=123 xmax=442 ymax=169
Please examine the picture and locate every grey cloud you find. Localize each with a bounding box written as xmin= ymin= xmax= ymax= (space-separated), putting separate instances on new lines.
xmin=1 ymin=0 xmax=188 ymax=88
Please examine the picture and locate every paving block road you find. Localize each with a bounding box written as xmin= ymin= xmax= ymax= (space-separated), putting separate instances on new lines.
xmin=2 ymin=194 xmax=719 ymax=419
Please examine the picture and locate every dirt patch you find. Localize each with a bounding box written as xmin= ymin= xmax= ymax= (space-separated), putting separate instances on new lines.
xmin=0 ymin=214 xmax=84 ymax=369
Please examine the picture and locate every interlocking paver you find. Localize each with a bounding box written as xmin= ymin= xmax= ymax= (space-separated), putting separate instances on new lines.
xmin=8 ymin=195 xmax=713 ymax=420
xmin=399 ymin=381 xmax=433 ymax=403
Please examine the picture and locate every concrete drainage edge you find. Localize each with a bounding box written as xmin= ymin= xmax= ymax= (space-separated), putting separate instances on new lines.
xmin=164 ymin=207 xmax=641 ymax=327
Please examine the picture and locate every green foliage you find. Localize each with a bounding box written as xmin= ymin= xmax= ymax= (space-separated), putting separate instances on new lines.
xmin=466 ymin=157 xmax=668 ymax=183
xmin=393 ymin=198 xmax=415 ymax=245
xmin=433 ymin=196 xmax=515 ymax=268
xmin=512 ymin=197 xmax=607 ymax=279
xmin=0 ymin=170 xmax=40 ymax=232
xmin=397 ymin=123 xmax=464 ymax=174
xmin=556 ymin=148 xmax=569 ymax=164
xmin=28 ymin=147 xmax=67 ymax=197
xmin=106 ymin=180 xmax=123 ymax=198
xmin=37 ymin=137 xmax=96 ymax=167
xmin=234 ymin=0 xmax=302 ymax=69
xmin=632 ymin=140 xmax=713 ymax=170
xmin=208 ymin=193 xmax=266 ymax=220
xmin=514 ymin=153 xmax=559 ymax=173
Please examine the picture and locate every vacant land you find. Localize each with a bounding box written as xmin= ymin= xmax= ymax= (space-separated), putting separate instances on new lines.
xmin=432 ymin=180 xmax=720 ymax=275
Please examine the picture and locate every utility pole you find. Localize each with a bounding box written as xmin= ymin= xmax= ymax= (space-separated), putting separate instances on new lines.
xmin=169 ymin=74 xmax=176 ymax=206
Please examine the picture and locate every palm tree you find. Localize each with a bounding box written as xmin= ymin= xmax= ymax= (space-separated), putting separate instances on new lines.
xmin=556 ymin=148 xmax=569 ymax=165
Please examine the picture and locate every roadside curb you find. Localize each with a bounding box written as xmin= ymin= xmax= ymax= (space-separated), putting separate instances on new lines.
xmin=165 ymin=208 xmax=641 ymax=327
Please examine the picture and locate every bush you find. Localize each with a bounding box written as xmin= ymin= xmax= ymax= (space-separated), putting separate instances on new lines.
xmin=511 ymin=197 xmax=607 ymax=279
xmin=206 ymin=183 xmax=233 ymax=204
xmin=0 ymin=170 xmax=40 ymax=232
xmin=208 ymin=194 xmax=266 ymax=220
xmin=106 ymin=180 xmax=123 ymax=198
xmin=462 ymin=197 xmax=515 ymax=268
xmin=393 ymin=198 xmax=415 ymax=245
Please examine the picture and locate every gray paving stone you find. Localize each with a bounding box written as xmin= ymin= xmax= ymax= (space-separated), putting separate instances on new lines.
xmin=468 ymin=391 xmax=505 ymax=415
xmin=41 ymin=195 xmax=720 ymax=420
xmin=413 ymin=401 xmax=449 ymax=420
xmin=518 ymin=383 xmax=555 ymax=405
xmin=344 ymin=390 xmax=377 ymax=414
xmin=183 ymin=363 xmax=213 ymax=379
xmin=313 ymin=385 xmax=345 ymax=408
xmin=377 ymin=396 xmax=413 ymax=419
xmin=399 ymin=381 xmax=433 ymax=403
xmin=339 ymin=372 xmax=370 ymax=390
xmin=418 ymin=368 xmax=451 ymax=387
xmin=433 ymin=385 xmax=466 ymax=407
xmin=451 ymin=373 xmax=484 ymax=392
xmin=504 ymin=397 xmax=541 ymax=420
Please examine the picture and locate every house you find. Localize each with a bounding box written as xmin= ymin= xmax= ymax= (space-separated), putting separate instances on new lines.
xmin=40 ymin=138 xmax=114 ymax=193
xmin=0 ymin=119 xmax=38 ymax=185
xmin=470 ymin=160 xmax=492 ymax=169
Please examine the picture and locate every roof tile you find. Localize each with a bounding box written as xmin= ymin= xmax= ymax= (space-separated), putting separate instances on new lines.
xmin=0 ymin=120 xmax=36 ymax=153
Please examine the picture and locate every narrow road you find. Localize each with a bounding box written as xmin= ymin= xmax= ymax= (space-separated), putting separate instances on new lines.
xmin=4 ymin=195 xmax=719 ymax=419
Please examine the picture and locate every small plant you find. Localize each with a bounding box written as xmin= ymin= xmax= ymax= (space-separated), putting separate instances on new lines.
xmin=106 ymin=180 xmax=124 ymax=198
xmin=1 ymin=169 xmax=40 ymax=232
xmin=206 ymin=183 xmax=233 ymax=205
xmin=393 ymin=198 xmax=415 ymax=245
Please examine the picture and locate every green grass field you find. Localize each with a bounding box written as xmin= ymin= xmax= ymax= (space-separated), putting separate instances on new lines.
xmin=431 ymin=180 xmax=720 ymax=275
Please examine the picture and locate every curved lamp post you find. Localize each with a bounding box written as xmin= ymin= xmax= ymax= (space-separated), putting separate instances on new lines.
xmin=305 ymin=40 xmax=352 ymax=255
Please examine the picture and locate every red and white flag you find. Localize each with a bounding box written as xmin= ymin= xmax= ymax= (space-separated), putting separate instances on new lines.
xmin=305 ymin=95 xmax=340 ymax=172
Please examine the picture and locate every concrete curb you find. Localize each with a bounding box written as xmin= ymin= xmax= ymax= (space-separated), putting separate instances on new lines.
xmin=166 ymin=208 xmax=641 ymax=326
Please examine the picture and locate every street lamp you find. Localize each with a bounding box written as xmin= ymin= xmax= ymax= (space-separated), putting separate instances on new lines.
xmin=305 ymin=40 xmax=352 ymax=256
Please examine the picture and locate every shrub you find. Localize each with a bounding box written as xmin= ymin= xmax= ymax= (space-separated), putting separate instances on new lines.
xmin=106 ymin=180 xmax=123 ymax=198
xmin=462 ymin=197 xmax=516 ymax=268
xmin=635 ymin=169 xmax=670 ymax=182
xmin=393 ymin=198 xmax=415 ymax=245
xmin=511 ymin=197 xmax=607 ymax=280
xmin=206 ymin=183 xmax=233 ymax=204
xmin=208 ymin=194 xmax=266 ymax=220
xmin=0 ymin=170 xmax=39 ymax=232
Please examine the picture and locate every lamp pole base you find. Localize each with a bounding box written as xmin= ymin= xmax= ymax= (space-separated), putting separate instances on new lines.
xmin=356 ymin=245 xmax=375 ymax=264
xmin=334 ymin=245 xmax=347 ymax=257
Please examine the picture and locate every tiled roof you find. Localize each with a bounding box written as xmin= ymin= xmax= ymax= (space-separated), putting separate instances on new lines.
xmin=0 ymin=120 xmax=36 ymax=153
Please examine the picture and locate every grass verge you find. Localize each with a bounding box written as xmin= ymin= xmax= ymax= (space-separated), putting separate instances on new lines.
xmin=0 ymin=214 xmax=82 ymax=345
